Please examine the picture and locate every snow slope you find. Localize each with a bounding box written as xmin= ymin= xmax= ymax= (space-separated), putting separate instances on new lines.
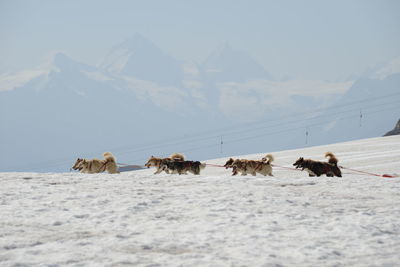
xmin=1 ymin=136 xmax=400 ymax=266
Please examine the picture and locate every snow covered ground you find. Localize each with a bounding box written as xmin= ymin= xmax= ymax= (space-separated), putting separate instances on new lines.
xmin=1 ymin=135 xmax=400 ymax=266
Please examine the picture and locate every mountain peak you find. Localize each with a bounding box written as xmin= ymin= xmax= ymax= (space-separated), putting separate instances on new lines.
xmin=106 ymin=33 xmax=157 ymax=56
xmin=47 ymin=52 xmax=93 ymax=73
xmin=100 ymin=34 xmax=183 ymax=86
xmin=53 ymin=53 xmax=73 ymax=69
xmin=122 ymin=33 xmax=153 ymax=49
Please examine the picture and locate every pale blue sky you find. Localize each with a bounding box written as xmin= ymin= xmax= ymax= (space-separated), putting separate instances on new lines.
xmin=1 ymin=0 xmax=399 ymax=80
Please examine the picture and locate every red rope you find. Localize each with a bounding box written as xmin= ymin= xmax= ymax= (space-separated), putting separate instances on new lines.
xmin=273 ymin=163 xmax=399 ymax=179
xmin=271 ymin=164 xmax=303 ymax=172
xmin=205 ymin=163 xmax=226 ymax=168
xmin=339 ymin=166 xmax=399 ymax=178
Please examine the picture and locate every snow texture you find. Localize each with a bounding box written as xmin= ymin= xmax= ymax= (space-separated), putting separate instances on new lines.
xmin=1 ymin=136 xmax=400 ymax=266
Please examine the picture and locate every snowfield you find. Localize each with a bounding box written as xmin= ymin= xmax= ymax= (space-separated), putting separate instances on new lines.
xmin=1 ymin=136 xmax=400 ymax=266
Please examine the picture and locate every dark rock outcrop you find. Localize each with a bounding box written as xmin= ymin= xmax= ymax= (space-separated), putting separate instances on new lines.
xmin=384 ymin=119 xmax=400 ymax=136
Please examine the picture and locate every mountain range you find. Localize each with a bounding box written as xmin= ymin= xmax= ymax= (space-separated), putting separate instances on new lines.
xmin=1 ymin=34 xmax=399 ymax=172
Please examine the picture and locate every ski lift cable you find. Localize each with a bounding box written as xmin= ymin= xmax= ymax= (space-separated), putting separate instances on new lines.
xmin=86 ymin=92 xmax=400 ymax=156
xmin=112 ymin=98 xmax=400 ymax=156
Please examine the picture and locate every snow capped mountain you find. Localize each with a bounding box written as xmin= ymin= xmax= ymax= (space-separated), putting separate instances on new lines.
xmin=100 ymin=34 xmax=184 ymax=86
xmin=41 ymin=53 xmax=114 ymax=97
xmin=0 ymin=69 xmax=47 ymax=92
xmin=51 ymin=52 xmax=95 ymax=73
xmin=0 ymin=52 xmax=112 ymax=93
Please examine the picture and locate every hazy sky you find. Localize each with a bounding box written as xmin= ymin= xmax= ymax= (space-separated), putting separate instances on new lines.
xmin=1 ymin=0 xmax=399 ymax=80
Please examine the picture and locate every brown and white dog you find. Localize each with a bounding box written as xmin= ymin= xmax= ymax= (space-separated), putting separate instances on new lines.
xmin=224 ymin=154 xmax=274 ymax=176
xmin=293 ymin=152 xmax=342 ymax=177
xmin=71 ymin=152 xmax=119 ymax=174
xmin=224 ymin=158 xmax=246 ymax=175
xmin=144 ymin=153 xmax=185 ymax=174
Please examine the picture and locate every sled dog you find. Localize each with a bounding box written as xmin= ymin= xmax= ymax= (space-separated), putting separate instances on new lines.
xmin=224 ymin=154 xmax=274 ymax=176
xmin=161 ymin=160 xmax=206 ymax=175
xmin=72 ymin=152 xmax=119 ymax=174
xmin=144 ymin=153 xmax=185 ymax=174
xmin=293 ymin=152 xmax=342 ymax=177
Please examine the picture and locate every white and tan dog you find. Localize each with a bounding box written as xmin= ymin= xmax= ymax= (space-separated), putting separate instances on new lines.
xmin=72 ymin=152 xmax=119 ymax=174
xmin=224 ymin=154 xmax=274 ymax=176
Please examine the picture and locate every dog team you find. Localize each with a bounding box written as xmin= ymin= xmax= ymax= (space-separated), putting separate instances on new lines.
xmin=72 ymin=151 xmax=342 ymax=177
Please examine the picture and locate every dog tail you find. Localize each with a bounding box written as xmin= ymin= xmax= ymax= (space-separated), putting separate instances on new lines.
xmin=170 ymin=152 xmax=185 ymax=161
xmin=325 ymin=152 xmax=338 ymax=166
xmin=262 ymin=154 xmax=274 ymax=164
xmin=103 ymin=152 xmax=117 ymax=163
